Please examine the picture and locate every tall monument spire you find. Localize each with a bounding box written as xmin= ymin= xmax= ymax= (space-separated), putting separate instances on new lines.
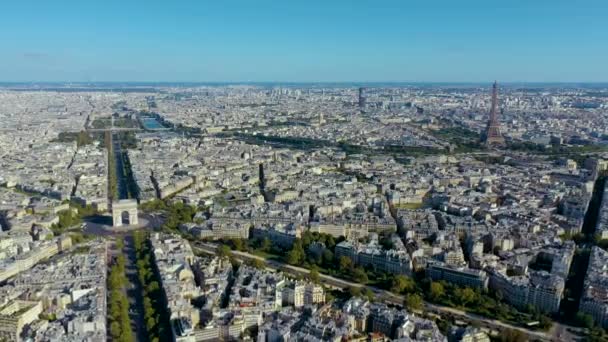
xmin=483 ymin=81 xmax=505 ymax=146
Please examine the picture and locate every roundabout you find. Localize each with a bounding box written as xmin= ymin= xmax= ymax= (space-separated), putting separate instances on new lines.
xmin=82 ymin=214 xmax=150 ymax=236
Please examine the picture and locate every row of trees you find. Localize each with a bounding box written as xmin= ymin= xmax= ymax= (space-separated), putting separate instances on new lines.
xmin=285 ymin=232 xmax=340 ymax=268
xmin=174 ymin=215 xmax=555 ymax=333
xmin=347 ymin=286 xmax=376 ymax=302
xmin=252 ymin=231 xmax=552 ymax=330
xmin=107 ymin=253 xmax=133 ymax=342
xmin=242 ymin=228 xmax=558 ymax=331
xmin=574 ymin=311 xmax=608 ymax=341
xmin=215 ymin=240 xmax=332 ymax=301
xmin=215 ymin=242 xmax=266 ymax=270
xmin=133 ymin=232 xmax=172 ymax=342
xmin=104 ymin=132 xmax=118 ymax=200
xmin=280 ymin=233 xmax=554 ymax=330
xmin=220 ymin=232 xmax=340 ymax=272
xmin=244 ymin=232 xmax=393 ymax=287
xmin=139 ymin=199 xmax=197 ymax=231
xmin=419 ymin=279 xmax=552 ymax=330
xmin=280 ymin=235 xmax=379 ymax=285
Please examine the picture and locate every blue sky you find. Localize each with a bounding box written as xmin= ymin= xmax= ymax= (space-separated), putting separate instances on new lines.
xmin=1 ymin=0 xmax=606 ymax=82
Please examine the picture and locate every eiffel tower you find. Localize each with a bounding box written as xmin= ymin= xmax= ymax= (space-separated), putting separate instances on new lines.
xmin=483 ymin=81 xmax=505 ymax=146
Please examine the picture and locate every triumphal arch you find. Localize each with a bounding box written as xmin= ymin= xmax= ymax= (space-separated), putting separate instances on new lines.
xmin=111 ymin=199 xmax=139 ymax=227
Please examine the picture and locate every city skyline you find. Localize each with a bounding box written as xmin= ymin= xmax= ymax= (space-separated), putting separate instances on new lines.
xmin=1 ymin=0 xmax=607 ymax=82
xmin=2 ymin=70 xmax=608 ymax=342
xmin=3 ymin=2 xmax=608 ymax=341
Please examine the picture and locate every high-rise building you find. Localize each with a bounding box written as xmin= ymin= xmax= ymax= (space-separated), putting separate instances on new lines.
xmin=483 ymin=81 xmax=505 ymax=146
xmin=358 ymin=87 xmax=366 ymax=109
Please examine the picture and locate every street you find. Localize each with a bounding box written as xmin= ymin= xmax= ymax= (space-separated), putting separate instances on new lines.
xmin=108 ymin=234 xmax=147 ymax=342
xmin=193 ymin=241 xmax=564 ymax=341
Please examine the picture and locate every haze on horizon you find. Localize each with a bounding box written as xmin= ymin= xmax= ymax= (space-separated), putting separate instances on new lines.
xmin=1 ymin=0 xmax=606 ymax=83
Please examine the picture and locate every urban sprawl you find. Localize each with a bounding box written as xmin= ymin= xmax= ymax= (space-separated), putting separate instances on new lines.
xmin=1 ymin=83 xmax=608 ymax=341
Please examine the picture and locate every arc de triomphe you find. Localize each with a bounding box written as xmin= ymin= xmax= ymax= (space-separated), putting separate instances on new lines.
xmin=111 ymin=199 xmax=139 ymax=227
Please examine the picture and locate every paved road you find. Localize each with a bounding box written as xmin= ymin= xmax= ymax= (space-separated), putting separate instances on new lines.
xmin=108 ymin=235 xmax=147 ymax=342
xmin=193 ymin=242 xmax=557 ymax=341
xmin=112 ymin=133 xmax=129 ymax=200
xmin=123 ymin=235 xmax=147 ymax=342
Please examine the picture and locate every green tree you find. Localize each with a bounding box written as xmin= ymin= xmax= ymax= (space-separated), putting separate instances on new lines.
xmin=322 ymin=249 xmax=334 ymax=266
xmin=146 ymin=317 xmax=157 ymax=331
xmin=133 ymin=231 xmax=145 ymax=249
xmin=250 ymin=258 xmax=265 ymax=269
xmin=231 ymin=238 xmax=245 ymax=251
xmin=338 ymin=256 xmax=353 ymax=272
xmin=363 ymin=288 xmax=375 ymax=301
xmin=110 ymin=321 xmax=122 ymax=339
xmin=147 ymin=281 xmax=160 ymax=293
xmin=429 ymin=282 xmax=445 ymax=301
xmin=261 ymin=237 xmax=271 ymax=252
xmin=587 ymin=326 xmax=608 ymax=342
xmin=308 ymin=266 xmax=320 ymax=284
xmin=134 ymin=234 xmax=171 ymax=342
xmin=217 ymin=244 xmax=232 ymax=259
xmin=404 ymin=293 xmax=424 ymax=311
xmin=108 ymin=302 xmax=120 ymax=322
xmin=120 ymin=313 xmax=133 ymax=342
xmin=302 ymin=231 xmax=313 ymax=248
xmin=116 ymin=255 xmax=126 ymax=269
xmin=525 ymin=304 xmax=537 ymax=315
xmin=325 ymin=235 xmax=336 ymax=250
xmin=576 ymin=312 xmax=595 ymax=329
xmin=352 ymin=267 xmax=368 ymax=283
xmin=287 ymin=239 xmax=305 ymax=265
xmin=287 ymin=249 xmax=301 ymax=265
xmin=143 ymin=297 xmax=153 ymax=315
xmin=454 ymin=287 xmax=477 ymax=307
xmin=109 ymin=266 xmax=124 ymax=289
xmin=391 ymin=275 xmax=416 ymax=294
xmin=348 ymin=286 xmax=362 ymax=298
xmin=538 ymin=315 xmax=552 ymax=330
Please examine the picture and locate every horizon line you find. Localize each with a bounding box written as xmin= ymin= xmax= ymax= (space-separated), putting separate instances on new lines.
xmin=1 ymin=80 xmax=608 ymax=85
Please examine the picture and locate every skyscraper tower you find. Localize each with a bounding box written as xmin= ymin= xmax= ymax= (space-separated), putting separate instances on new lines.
xmin=358 ymin=87 xmax=366 ymax=109
xmin=483 ymin=81 xmax=505 ymax=146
